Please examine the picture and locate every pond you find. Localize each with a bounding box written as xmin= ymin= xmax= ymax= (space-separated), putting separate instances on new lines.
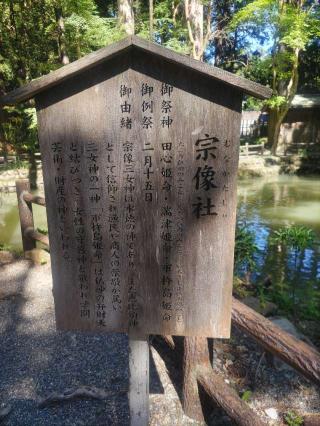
xmin=237 ymin=175 xmax=320 ymax=320
xmin=1 ymin=175 xmax=319 ymax=318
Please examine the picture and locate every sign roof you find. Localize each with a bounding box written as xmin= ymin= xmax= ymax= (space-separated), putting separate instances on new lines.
xmin=1 ymin=36 xmax=272 ymax=106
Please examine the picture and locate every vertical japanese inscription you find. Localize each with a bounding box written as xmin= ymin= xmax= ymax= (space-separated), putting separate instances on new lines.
xmin=192 ymin=134 xmax=219 ymax=219
xmin=120 ymin=83 xmax=138 ymax=327
xmin=142 ymin=82 xmax=155 ymax=202
xmin=38 ymin=61 xmax=240 ymax=337
xmin=123 ymin=141 xmax=138 ymax=327
xmin=67 ymin=141 xmax=90 ymax=321
xmin=175 ymin=139 xmax=186 ymax=325
xmin=51 ymin=141 xmax=70 ymax=261
xmin=159 ymin=83 xmax=175 ymax=324
xmin=86 ymin=141 xmax=106 ymax=327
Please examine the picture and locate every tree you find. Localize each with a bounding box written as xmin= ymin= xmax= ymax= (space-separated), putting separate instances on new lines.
xmin=212 ymin=0 xmax=233 ymax=67
xmin=230 ymin=0 xmax=320 ymax=155
xmin=0 ymin=0 xmax=118 ymax=186
xmin=184 ymin=0 xmax=212 ymax=60
xmin=118 ymin=0 xmax=134 ymax=35
xmin=298 ymin=37 xmax=320 ymax=93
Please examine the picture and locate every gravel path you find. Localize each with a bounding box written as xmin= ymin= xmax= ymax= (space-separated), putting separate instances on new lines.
xmin=0 ymin=259 xmax=202 ymax=426
xmin=0 ymin=260 xmax=130 ymax=425
xmin=1 ymin=259 xmax=319 ymax=426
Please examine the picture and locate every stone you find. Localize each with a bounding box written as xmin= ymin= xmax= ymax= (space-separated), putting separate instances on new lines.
xmin=270 ymin=317 xmax=312 ymax=344
xmin=264 ymin=408 xmax=278 ymax=420
xmin=268 ymin=317 xmax=314 ymax=371
xmin=25 ymin=248 xmax=50 ymax=265
xmin=242 ymin=296 xmax=277 ymax=316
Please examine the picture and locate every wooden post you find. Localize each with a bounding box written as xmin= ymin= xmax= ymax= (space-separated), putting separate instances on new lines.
xmin=232 ymin=297 xmax=320 ymax=386
xmin=245 ymin=142 xmax=249 ymax=156
xmin=129 ymin=336 xmax=149 ymax=426
xmin=16 ymin=179 xmax=36 ymax=253
xmin=182 ymin=336 xmax=210 ymax=421
xmin=197 ymin=367 xmax=268 ymax=426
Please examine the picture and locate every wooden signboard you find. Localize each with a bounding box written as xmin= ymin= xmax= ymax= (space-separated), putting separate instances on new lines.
xmin=1 ymin=37 xmax=271 ymax=338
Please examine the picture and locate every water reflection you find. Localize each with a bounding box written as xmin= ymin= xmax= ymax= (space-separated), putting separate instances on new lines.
xmin=0 ymin=191 xmax=48 ymax=249
xmin=237 ymin=175 xmax=320 ymax=318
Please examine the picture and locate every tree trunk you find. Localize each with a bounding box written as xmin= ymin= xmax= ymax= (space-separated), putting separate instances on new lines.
xmin=269 ymin=45 xmax=300 ymax=155
xmin=182 ymin=336 xmax=209 ymax=421
xmin=149 ymin=0 xmax=153 ymax=40
xmin=0 ymin=104 xmax=9 ymax=164
xmin=268 ymin=108 xmax=282 ymax=155
xmin=118 ymin=0 xmax=135 ymax=35
xmin=185 ymin=0 xmax=204 ymax=60
xmin=55 ymin=7 xmax=70 ymax=65
xmin=232 ymin=297 xmax=320 ymax=386
xmin=213 ymin=0 xmax=232 ymax=68
xmin=197 ymin=367 xmax=267 ymax=426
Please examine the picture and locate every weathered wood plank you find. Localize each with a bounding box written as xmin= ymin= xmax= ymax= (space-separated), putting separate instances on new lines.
xmin=232 ymin=297 xmax=320 ymax=385
xmin=182 ymin=337 xmax=210 ymax=422
xmin=24 ymin=227 xmax=49 ymax=247
xmin=35 ymin=50 xmax=241 ymax=337
xmin=0 ymin=37 xmax=271 ymax=106
xmin=129 ymin=337 xmax=149 ymax=426
xmin=23 ymin=192 xmax=46 ymax=207
xmin=197 ymin=366 xmax=267 ymax=426
xmin=131 ymin=36 xmax=272 ymax=100
xmin=16 ymin=179 xmax=36 ymax=252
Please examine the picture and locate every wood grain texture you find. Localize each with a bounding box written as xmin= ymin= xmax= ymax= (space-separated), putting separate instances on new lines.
xmin=35 ymin=49 xmax=242 ymax=337
xmin=182 ymin=337 xmax=210 ymax=422
xmin=0 ymin=36 xmax=271 ymax=106
xmin=197 ymin=366 xmax=268 ymax=426
xmin=16 ymin=179 xmax=36 ymax=252
xmin=232 ymin=297 xmax=320 ymax=385
xmin=23 ymin=192 xmax=46 ymax=207
xmin=24 ymin=227 xmax=49 ymax=247
xmin=129 ymin=337 xmax=149 ymax=426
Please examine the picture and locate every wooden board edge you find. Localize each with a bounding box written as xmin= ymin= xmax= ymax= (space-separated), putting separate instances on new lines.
xmin=131 ymin=36 xmax=272 ymax=100
xmin=0 ymin=37 xmax=133 ymax=106
xmin=1 ymin=36 xmax=272 ymax=106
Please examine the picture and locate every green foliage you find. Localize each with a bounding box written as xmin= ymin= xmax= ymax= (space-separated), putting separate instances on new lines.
xmin=283 ymin=410 xmax=303 ymax=426
xmin=0 ymin=159 xmax=28 ymax=171
xmin=0 ymin=0 xmax=124 ymax=156
xmin=270 ymin=226 xmax=316 ymax=318
xmin=0 ymin=243 xmax=23 ymax=257
xmin=0 ymin=243 xmax=11 ymax=251
xmin=233 ymin=276 xmax=251 ymax=298
xmin=234 ymin=226 xmax=257 ymax=273
xmin=229 ymin=0 xmax=320 ymax=150
xmin=37 ymin=227 xmax=48 ymax=236
xmin=135 ymin=0 xmax=189 ymax=54
xmin=242 ymin=96 xmax=264 ymax=111
xmin=299 ymin=37 xmax=320 ymax=92
xmin=272 ymin=226 xmax=314 ymax=251
xmin=298 ymin=279 xmax=320 ymax=320
xmin=0 ymin=0 xmax=319 ymax=159
xmin=241 ymin=390 xmax=252 ymax=402
xmin=265 ymin=95 xmax=286 ymax=109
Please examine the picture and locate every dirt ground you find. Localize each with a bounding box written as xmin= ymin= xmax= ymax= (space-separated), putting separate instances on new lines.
xmin=0 ymin=258 xmax=319 ymax=425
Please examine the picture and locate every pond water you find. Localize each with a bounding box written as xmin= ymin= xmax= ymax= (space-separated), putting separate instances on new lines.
xmin=1 ymin=175 xmax=319 ymax=317
xmin=237 ymin=175 xmax=320 ymax=319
